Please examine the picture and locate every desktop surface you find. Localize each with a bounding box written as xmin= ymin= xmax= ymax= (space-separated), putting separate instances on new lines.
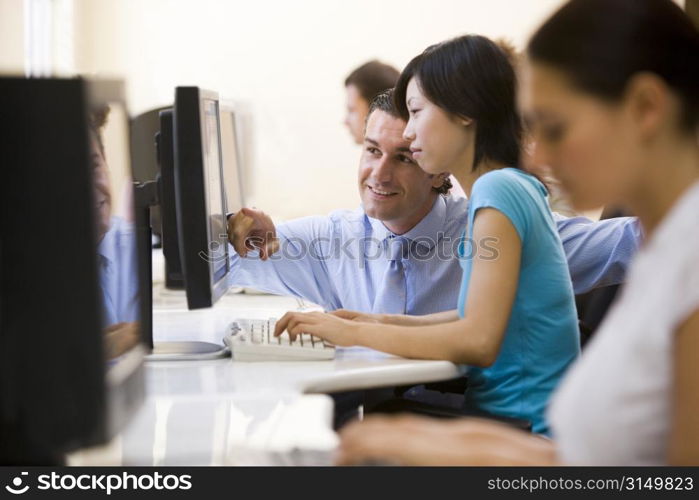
xmin=68 ymin=251 xmax=463 ymax=465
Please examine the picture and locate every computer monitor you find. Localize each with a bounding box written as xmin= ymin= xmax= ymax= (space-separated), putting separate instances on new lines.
xmin=173 ymin=87 xmax=232 ymax=310
xmin=157 ymin=102 xmax=242 ymax=291
xmin=0 ymin=77 xmax=146 ymax=464
xmin=130 ymin=106 xmax=172 ymax=248
xmin=132 ymin=88 xmax=232 ymax=361
xmin=129 ymin=89 xmax=234 ymax=361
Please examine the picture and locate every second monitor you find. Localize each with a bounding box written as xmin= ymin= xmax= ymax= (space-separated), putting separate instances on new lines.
xmin=173 ymin=87 xmax=232 ymax=310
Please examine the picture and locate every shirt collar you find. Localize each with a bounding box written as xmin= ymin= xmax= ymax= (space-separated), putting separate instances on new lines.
xmin=366 ymin=195 xmax=448 ymax=250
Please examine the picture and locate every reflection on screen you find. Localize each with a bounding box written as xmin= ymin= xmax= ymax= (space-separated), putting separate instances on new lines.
xmin=90 ymin=102 xmax=141 ymax=361
xmin=202 ymin=99 xmax=229 ymax=282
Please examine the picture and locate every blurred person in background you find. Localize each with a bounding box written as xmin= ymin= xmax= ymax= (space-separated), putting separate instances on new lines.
xmin=344 ymin=60 xmax=400 ymax=144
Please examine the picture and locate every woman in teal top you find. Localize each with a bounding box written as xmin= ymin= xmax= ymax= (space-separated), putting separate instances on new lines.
xmin=274 ymin=35 xmax=579 ymax=434
xmin=457 ymin=168 xmax=579 ymax=433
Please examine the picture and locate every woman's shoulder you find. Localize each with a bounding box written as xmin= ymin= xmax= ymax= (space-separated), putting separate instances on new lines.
xmin=471 ymin=167 xmax=547 ymax=205
xmin=468 ymin=168 xmax=551 ymax=241
xmin=474 ymin=167 xmax=543 ymax=192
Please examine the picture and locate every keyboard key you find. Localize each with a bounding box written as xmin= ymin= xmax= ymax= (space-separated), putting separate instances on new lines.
xmin=226 ymin=319 xmax=335 ymax=361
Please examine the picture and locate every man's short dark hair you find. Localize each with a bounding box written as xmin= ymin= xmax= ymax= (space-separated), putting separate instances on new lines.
xmin=367 ymin=88 xmax=401 ymax=121
xmin=366 ymin=89 xmax=452 ymax=196
xmin=344 ymin=60 xmax=401 ymax=103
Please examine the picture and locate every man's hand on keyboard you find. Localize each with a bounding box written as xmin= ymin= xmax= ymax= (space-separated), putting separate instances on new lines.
xmin=227 ymin=207 xmax=280 ymax=260
xmin=274 ymin=311 xmax=360 ymax=347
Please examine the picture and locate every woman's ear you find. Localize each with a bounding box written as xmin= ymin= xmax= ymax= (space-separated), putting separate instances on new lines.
xmin=623 ymin=72 xmax=670 ymax=142
xmin=453 ymin=114 xmax=473 ymax=127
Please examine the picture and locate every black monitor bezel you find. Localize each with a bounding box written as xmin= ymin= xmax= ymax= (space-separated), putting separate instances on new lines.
xmin=173 ymin=87 xmax=230 ymax=310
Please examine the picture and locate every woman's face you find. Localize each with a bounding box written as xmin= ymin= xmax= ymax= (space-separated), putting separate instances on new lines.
xmin=524 ymin=62 xmax=643 ymax=211
xmin=403 ymin=77 xmax=474 ymax=176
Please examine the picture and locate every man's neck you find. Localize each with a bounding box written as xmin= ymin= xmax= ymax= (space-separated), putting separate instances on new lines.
xmin=382 ymin=192 xmax=439 ymax=235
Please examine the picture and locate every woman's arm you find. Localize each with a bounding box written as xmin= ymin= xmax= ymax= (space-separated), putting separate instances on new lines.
xmin=275 ymin=208 xmax=521 ymax=366
xmin=330 ymin=308 xmax=460 ymax=327
xmin=668 ymin=307 xmax=699 ymax=464
xmin=386 ymin=309 xmax=461 ymax=326
xmin=336 ymin=415 xmax=558 ymax=466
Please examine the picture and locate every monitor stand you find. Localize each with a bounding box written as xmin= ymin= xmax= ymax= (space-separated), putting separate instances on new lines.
xmin=134 ymin=180 xmax=229 ymax=361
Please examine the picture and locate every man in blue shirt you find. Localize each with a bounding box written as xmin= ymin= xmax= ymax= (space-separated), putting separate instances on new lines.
xmin=91 ymin=107 xmax=140 ymax=359
xmin=227 ymin=93 xmax=640 ymax=315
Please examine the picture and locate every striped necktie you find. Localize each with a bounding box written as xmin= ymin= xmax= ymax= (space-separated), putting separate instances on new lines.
xmin=372 ymin=236 xmax=410 ymax=314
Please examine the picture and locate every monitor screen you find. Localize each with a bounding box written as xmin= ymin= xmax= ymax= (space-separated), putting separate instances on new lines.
xmin=219 ymin=104 xmax=245 ymax=214
xmin=202 ymin=98 xmax=229 ymax=283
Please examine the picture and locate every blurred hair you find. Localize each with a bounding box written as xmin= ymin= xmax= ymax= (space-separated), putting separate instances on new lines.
xmin=495 ymin=38 xmax=522 ymax=71
xmin=528 ymin=0 xmax=699 ymax=131
xmin=345 ymin=60 xmax=401 ymax=103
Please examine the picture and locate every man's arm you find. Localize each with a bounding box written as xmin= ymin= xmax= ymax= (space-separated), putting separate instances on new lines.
xmin=555 ymin=214 xmax=642 ymax=295
xmin=227 ymin=209 xmax=342 ymax=310
xmin=276 ymin=208 xmax=521 ymax=366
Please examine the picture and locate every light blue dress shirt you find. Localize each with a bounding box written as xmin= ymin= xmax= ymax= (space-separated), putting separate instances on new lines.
xmin=458 ymin=168 xmax=580 ymax=434
xmin=97 ymin=216 xmax=140 ymax=327
xmin=229 ymin=194 xmax=641 ymax=314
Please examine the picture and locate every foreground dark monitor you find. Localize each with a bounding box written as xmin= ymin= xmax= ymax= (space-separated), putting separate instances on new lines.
xmin=173 ymin=87 xmax=231 ymax=309
xmin=0 ymin=77 xmax=146 ymax=464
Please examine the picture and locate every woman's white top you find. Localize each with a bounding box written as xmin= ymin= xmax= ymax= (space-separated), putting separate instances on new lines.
xmin=548 ymin=181 xmax=699 ymax=465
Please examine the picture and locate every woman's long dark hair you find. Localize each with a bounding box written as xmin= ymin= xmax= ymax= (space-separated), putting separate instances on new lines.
xmin=528 ymin=0 xmax=699 ymax=132
xmin=394 ymin=34 xmax=522 ymax=171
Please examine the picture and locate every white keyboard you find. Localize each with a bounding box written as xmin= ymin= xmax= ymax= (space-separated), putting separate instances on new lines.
xmin=224 ymin=318 xmax=335 ymax=361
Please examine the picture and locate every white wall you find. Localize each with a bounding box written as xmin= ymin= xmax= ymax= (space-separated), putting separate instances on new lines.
xmin=73 ymin=0 xmax=570 ymax=219
xmin=0 ymin=0 xmax=25 ymax=73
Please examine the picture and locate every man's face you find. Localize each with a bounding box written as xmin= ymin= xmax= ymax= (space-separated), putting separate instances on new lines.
xmin=344 ymin=84 xmax=369 ymax=144
xmin=358 ymin=110 xmax=446 ymax=234
xmin=91 ymin=136 xmax=112 ymax=242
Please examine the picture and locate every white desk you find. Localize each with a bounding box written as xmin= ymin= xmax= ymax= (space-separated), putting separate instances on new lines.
xmin=69 ymin=267 xmax=463 ymax=466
